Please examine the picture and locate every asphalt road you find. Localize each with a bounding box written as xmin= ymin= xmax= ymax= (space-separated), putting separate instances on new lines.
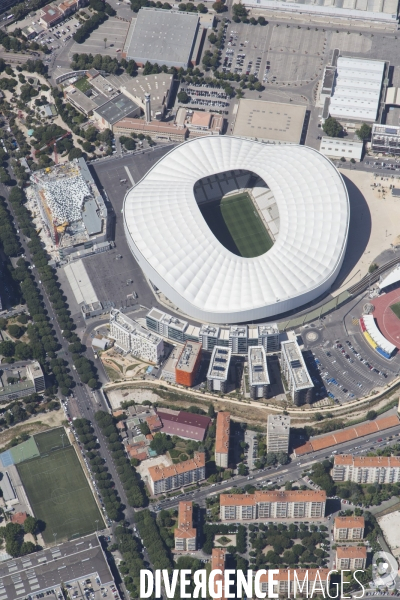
xmin=156 ymin=424 xmax=400 ymax=512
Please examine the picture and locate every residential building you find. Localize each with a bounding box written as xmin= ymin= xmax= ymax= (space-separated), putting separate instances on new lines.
xmin=267 ymin=414 xmax=290 ymax=454
xmin=229 ymin=326 xmax=248 ymax=354
xmin=156 ymin=409 xmax=210 ymax=441
xmin=371 ymin=123 xmax=400 ymax=155
xmin=215 ymin=411 xmax=230 ymax=468
xmin=258 ymin=569 xmax=331 ymax=596
xmin=93 ymin=94 xmax=141 ymax=130
xmin=161 ymin=346 xmax=180 ymax=383
xmin=258 ymin=323 xmax=280 ymax=352
xmin=211 ymin=549 xmax=226 ymax=600
xmin=26 ymin=361 xmax=45 ymax=392
xmin=0 ymin=360 xmax=45 ymax=401
xmin=199 ymin=324 xmax=220 ymax=351
xmin=114 ymin=118 xmax=188 ymax=141
xmin=280 ymin=340 xmax=314 ymax=406
xmin=207 ymin=346 xmax=232 ymax=393
xmin=334 ymin=516 xmax=365 ymax=541
xmin=336 ymin=546 xmax=367 ymax=570
xmin=175 ymin=341 xmax=202 ymax=387
xmin=220 ymin=490 xmax=326 ymax=521
xmin=248 ymin=346 xmax=270 ymax=399
xmin=332 ymin=454 xmax=400 ymax=484
xmin=109 ymin=309 xmax=164 ymax=363
xmin=319 ymin=137 xmax=363 ymax=161
xmin=174 ymin=501 xmax=196 ymax=551
xmin=148 ymin=451 xmax=206 ymax=495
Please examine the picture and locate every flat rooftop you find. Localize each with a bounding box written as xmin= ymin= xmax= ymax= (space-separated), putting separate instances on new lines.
xmin=0 ymin=534 xmax=114 ymax=598
xmin=125 ymin=8 xmax=199 ymax=68
xmin=267 ymin=414 xmax=290 ymax=434
xmin=176 ymin=341 xmax=202 ymax=373
xmin=207 ymin=346 xmax=231 ymax=381
xmin=94 ymin=93 xmax=139 ymax=125
xmin=258 ymin=323 xmax=279 ymax=336
xmin=281 ymin=340 xmax=313 ymax=391
xmin=233 ymin=99 xmax=307 ymax=143
xmin=248 ymin=346 xmax=269 ymax=386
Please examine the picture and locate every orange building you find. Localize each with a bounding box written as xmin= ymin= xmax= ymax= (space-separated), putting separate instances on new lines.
xmin=211 ymin=549 xmax=227 ymax=600
xmin=175 ymin=341 xmax=202 ymax=387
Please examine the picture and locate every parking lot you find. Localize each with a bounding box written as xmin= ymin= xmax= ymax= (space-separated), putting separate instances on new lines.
xmin=303 ymin=331 xmax=392 ymax=404
xmin=179 ymin=83 xmax=230 ymax=113
xmin=68 ymin=17 xmax=130 ymax=60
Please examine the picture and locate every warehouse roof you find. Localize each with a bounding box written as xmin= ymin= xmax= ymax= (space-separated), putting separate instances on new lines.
xmin=0 ymin=534 xmax=113 ymax=598
xmin=125 ymin=8 xmax=199 ymax=67
xmin=94 ymin=93 xmax=139 ymax=125
xmin=233 ymin=99 xmax=307 ymax=143
xmin=295 ymin=414 xmax=400 ymax=456
xmin=157 ymin=409 xmax=211 ymax=441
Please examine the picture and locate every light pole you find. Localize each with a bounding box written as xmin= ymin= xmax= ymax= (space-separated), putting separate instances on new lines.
xmin=95 ymin=520 xmax=99 ymax=535
xmin=53 ymin=532 xmax=57 ymax=546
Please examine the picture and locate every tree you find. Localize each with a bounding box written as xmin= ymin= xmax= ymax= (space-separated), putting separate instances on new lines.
xmin=355 ymin=123 xmax=371 ymax=141
xmin=322 ymin=117 xmax=343 ymax=138
xmin=197 ymin=2 xmax=207 ymax=11
xmin=212 ymin=1 xmax=226 ymax=12
xmin=208 ymin=404 xmax=216 ymax=418
xmin=177 ymin=90 xmax=189 ymax=103
xmin=139 ymin=422 xmax=150 ymax=435
xmin=208 ymin=32 xmax=217 ymax=44
xmin=23 ymin=515 xmax=38 ymax=536
xmin=0 ymin=340 xmax=15 ymax=357
xmin=369 ymin=263 xmax=378 ymax=273
xmin=232 ymin=2 xmax=248 ymax=17
xmin=8 ymin=324 xmax=24 ymax=338
xmin=258 ymin=15 xmax=266 ymax=24
xmin=238 ymin=462 xmax=248 ymax=476
xmin=366 ymin=410 xmax=377 ymax=420
xmin=68 ymin=148 xmax=83 ymax=160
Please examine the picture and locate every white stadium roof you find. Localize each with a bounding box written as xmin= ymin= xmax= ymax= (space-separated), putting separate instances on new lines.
xmin=123 ymin=137 xmax=349 ymax=324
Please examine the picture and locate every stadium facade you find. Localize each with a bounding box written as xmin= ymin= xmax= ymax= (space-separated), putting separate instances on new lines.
xmin=123 ymin=137 xmax=349 ymax=324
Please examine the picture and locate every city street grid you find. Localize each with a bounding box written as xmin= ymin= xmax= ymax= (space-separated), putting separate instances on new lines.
xmin=17 ymin=445 xmax=102 ymax=543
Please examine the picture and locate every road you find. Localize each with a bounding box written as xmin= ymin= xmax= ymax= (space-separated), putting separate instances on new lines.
xmin=156 ymin=424 xmax=400 ymax=512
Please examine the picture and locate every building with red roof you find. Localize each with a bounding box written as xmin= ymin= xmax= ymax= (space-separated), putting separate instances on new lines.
xmin=157 ymin=408 xmax=211 ymax=441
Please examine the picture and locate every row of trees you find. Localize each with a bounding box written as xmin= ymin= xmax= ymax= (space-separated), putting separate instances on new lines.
xmin=95 ymin=410 xmax=147 ymax=507
xmin=73 ymin=12 xmax=108 ymax=44
xmin=73 ymin=417 xmax=125 ymax=520
xmin=114 ymin=524 xmax=146 ymax=598
xmin=0 ymin=518 xmax=39 ymax=557
xmin=136 ymin=509 xmax=173 ymax=570
xmin=322 ymin=116 xmax=372 ymax=141
xmin=89 ymin=0 xmax=116 ymax=15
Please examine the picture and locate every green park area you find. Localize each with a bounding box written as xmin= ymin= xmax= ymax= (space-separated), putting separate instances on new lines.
xmin=200 ymin=192 xmax=273 ymax=258
xmin=17 ymin=437 xmax=102 ymax=543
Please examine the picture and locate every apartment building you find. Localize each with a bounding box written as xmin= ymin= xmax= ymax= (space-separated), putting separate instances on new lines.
xmin=148 ymin=451 xmax=205 ymax=495
xmin=26 ymin=361 xmax=45 ymax=393
xmin=215 ymin=412 xmax=230 ymax=468
xmin=207 ymin=346 xmax=232 ymax=392
xmin=332 ymin=455 xmax=400 ymax=484
xmin=175 ymin=341 xmax=202 ymax=387
xmin=220 ymin=490 xmax=326 ymax=521
xmin=258 ymin=569 xmax=331 ymax=596
xmin=334 ymin=516 xmax=365 ymax=541
xmin=257 ymin=323 xmax=280 ymax=353
xmin=248 ymin=346 xmax=270 ymax=399
xmin=336 ymin=546 xmax=367 ymax=570
xmin=211 ymin=549 xmax=226 ymax=600
xmin=267 ymin=414 xmax=290 ymax=454
xmin=109 ymin=308 xmax=164 ymax=363
xmin=281 ymin=340 xmax=314 ymax=406
xmin=174 ymin=501 xmax=196 ymax=551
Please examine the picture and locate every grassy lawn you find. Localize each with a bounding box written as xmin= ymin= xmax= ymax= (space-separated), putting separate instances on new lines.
xmin=34 ymin=427 xmax=70 ymax=455
xmin=390 ymin=302 xmax=400 ymax=320
xmin=17 ymin=446 xmax=103 ymax=543
xmin=200 ymin=192 xmax=273 ymax=258
xmin=74 ymin=77 xmax=92 ymax=92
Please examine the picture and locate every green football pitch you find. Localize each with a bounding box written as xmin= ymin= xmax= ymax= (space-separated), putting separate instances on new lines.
xmin=34 ymin=427 xmax=71 ymax=455
xmin=200 ymin=192 xmax=273 ymax=258
xmin=390 ymin=302 xmax=400 ymax=319
xmin=17 ymin=445 xmax=103 ymax=543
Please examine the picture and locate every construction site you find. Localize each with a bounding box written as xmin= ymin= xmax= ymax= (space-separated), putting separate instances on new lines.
xmin=29 ymin=157 xmax=109 ymax=260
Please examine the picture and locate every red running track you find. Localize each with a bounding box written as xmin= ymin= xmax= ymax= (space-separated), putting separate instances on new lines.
xmin=372 ymin=288 xmax=400 ymax=350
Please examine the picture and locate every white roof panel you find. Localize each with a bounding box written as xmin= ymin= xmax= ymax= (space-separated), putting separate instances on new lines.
xmin=123 ymin=137 xmax=349 ymax=323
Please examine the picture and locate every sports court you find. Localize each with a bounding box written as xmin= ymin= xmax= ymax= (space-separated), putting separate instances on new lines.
xmin=0 ymin=437 xmax=40 ymax=467
xmin=17 ymin=441 xmax=103 ymax=543
xmin=372 ymin=288 xmax=400 ymax=350
xmin=200 ymin=192 xmax=273 ymax=258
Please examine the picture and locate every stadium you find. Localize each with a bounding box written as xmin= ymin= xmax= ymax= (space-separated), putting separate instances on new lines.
xmin=123 ymin=137 xmax=350 ymax=324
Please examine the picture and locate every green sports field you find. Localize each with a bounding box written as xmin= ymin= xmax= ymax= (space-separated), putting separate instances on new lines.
xmin=17 ymin=445 xmax=103 ymax=543
xmin=200 ymin=192 xmax=273 ymax=258
xmin=34 ymin=427 xmax=71 ymax=455
xmin=390 ymin=302 xmax=400 ymax=319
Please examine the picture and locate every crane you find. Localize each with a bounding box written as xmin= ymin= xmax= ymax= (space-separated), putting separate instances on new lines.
xmin=33 ymin=131 xmax=70 ymax=164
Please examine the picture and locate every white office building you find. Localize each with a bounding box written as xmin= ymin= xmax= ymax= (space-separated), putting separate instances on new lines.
xmin=281 ymin=340 xmax=314 ymax=406
xmin=267 ymin=414 xmax=290 ymax=454
xmin=248 ymin=346 xmax=270 ymax=399
xmin=207 ymin=346 xmax=232 ymax=393
xmin=109 ymin=308 xmax=164 ymax=363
